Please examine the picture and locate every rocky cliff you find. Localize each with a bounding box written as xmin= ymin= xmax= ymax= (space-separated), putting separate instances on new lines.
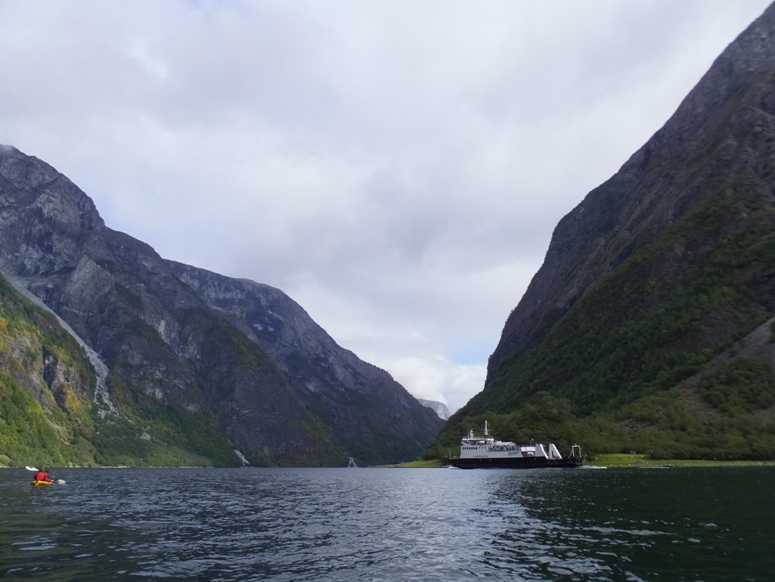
xmin=432 ymin=3 xmax=775 ymax=460
xmin=0 ymin=144 xmax=442 ymax=467
xmin=418 ymin=399 xmax=451 ymax=420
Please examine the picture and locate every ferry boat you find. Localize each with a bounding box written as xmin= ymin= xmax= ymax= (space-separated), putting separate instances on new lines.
xmin=448 ymin=422 xmax=582 ymax=469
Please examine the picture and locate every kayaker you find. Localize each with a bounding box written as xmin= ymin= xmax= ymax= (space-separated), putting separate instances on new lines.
xmin=34 ymin=467 xmax=53 ymax=483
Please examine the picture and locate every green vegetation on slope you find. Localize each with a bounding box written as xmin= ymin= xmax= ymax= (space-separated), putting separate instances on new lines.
xmin=0 ymin=273 xmax=242 ymax=468
xmin=432 ymin=376 xmax=775 ymax=462
xmin=489 ymin=189 xmax=771 ymax=413
xmin=434 ymin=185 xmax=775 ymax=461
xmin=0 ymin=371 xmax=91 ymax=466
xmin=93 ymin=372 xmax=241 ymax=468
xmin=0 ymin=275 xmax=97 ymax=467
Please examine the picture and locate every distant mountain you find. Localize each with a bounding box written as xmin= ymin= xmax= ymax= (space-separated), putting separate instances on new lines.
xmin=0 ymin=144 xmax=443 ymax=467
xmin=418 ymin=399 xmax=451 ymax=420
xmin=430 ymin=3 xmax=775 ymax=461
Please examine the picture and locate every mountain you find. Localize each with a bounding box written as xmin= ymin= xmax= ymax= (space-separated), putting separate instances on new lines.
xmin=430 ymin=3 xmax=775 ymax=461
xmin=418 ymin=399 xmax=451 ymax=420
xmin=0 ymin=144 xmax=442 ymax=467
xmin=166 ymin=261 xmax=443 ymax=464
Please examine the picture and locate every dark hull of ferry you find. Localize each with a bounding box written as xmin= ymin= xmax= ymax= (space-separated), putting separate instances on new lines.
xmin=448 ymin=457 xmax=582 ymax=469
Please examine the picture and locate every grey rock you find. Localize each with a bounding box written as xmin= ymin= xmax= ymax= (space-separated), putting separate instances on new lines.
xmin=418 ymin=399 xmax=451 ymax=420
xmin=0 ymin=144 xmax=443 ymax=466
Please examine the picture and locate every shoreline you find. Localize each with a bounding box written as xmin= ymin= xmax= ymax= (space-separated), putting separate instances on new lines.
xmin=590 ymin=454 xmax=775 ymax=469
xmin=6 ymin=455 xmax=775 ymax=470
xmin=384 ymin=455 xmax=775 ymax=469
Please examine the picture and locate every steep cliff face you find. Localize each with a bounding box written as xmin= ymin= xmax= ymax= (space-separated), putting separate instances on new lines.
xmin=437 ymin=4 xmax=775 ymax=459
xmin=0 ymin=144 xmax=442 ymax=466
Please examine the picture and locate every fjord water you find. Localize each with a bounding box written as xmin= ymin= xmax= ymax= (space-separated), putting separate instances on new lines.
xmin=1 ymin=467 xmax=773 ymax=581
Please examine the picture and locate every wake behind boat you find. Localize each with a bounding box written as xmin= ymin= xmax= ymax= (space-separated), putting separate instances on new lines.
xmin=448 ymin=422 xmax=582 ymax=469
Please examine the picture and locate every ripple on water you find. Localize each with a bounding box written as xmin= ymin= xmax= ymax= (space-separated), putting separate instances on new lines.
xmin=1 ymin=467 xmax=775 ymax=581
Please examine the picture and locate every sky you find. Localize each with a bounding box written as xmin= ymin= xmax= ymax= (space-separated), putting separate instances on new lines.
xmin=0 ymin=0 xmax=770 ymax=413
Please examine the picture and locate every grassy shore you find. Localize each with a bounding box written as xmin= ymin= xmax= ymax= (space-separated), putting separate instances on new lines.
xmin=590 ymin=454 xmax=775 ymax=468
xmin=381 ymin=459 xmax=449 ymax=468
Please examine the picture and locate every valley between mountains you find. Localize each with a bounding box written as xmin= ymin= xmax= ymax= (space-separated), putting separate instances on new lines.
xmin=4 ymin=4 xmax=775 ymax=468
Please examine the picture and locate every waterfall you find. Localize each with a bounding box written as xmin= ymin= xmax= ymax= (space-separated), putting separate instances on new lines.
xmin=2 ymin=272 xmax=117 ymax=417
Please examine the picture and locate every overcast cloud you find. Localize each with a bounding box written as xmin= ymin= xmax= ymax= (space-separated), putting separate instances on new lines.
xmin=0 ymin=0 xmax=770 ymax=412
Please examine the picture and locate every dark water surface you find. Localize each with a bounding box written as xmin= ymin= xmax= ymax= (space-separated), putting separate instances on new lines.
xmin=1 ymin=466 xmax=773 ymax=581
